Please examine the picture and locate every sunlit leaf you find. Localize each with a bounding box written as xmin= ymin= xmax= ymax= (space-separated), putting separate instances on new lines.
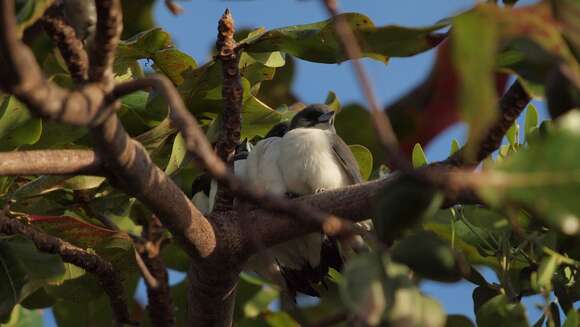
xmin=245 ymin=13 xmax=447 ymax=64
xmin=324 ymin=91 xmax=341 ymax=112
xmin=3 ymin=305 xmax=42 ymax=327
xmin=412 ymin=143 xmax=428 ymax=168
xmin=524 ymin=104 xmax=538 ymax=141
xmin=450 ymin=139 xmax=461 ymax=156
xmin=165 ymin=133 xmax=187 ymax=176
xmin=349 ymin=145 xmax=373 ymax=181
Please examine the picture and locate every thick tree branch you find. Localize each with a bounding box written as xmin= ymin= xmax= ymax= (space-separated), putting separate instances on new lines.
xmin=42 ymin=5 xmax=88 ymax=83
xmin=0 ymin=213 xmax=133 ymax=325
xmin=0 ymin=150 xmax=104 ymax=176
xmin=89 ymin=114 xmax=215 ymax=260
xmin=323 ymin=0 xmax=410 ymax=171
xmin=89 ymin=0 xmax=123 ymax=85
xmin=442 ymin=80 xmax=531 ymax=167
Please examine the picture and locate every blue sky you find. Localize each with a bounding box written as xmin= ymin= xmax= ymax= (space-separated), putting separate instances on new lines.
xmin=43 ymin=0 xmax=551 ymax=325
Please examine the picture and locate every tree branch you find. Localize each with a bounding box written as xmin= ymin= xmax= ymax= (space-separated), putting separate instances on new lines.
xmin=213 ymin=9 xmax=243 ymax=211
xmin=89 ymin=0 xmax=123 ymax=85
xmin=0 ymin=150 xmax=104 ymax=176
xmin=323 ymin=0 xmax=411 ymax=171
xmin=0 ymin=0 xmax=111 ymax=126
xmin=0 ymin=213 xmax=133 ymax=325
xmin=442 ymin=80 xmax=531 ymax=167
xmin=41 ymin=5 xmax=88 ymax=83
xmin=89 ymin=114 xmax=215 ymax=260
xmin=140 ymin=216 xmax=175 ymax=327
xmin=215 ymin=9 xmax=242 ymax=163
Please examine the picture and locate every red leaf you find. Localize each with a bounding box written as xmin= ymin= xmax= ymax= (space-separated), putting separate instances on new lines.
xmin=28 ymin=215 xmax=120 ymax=249
xmin=386 ymin=40 xmax=508 ymax=156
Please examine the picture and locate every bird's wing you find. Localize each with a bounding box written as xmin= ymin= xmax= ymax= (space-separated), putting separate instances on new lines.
xmin=332 ymin=136 xmax=363 ymax=184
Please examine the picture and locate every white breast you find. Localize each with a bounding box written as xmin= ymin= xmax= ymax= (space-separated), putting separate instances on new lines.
xmin=278 ymin=128 xmax=349 ymax=195
xmin=246 ymin=137 xmax=287 ymax=195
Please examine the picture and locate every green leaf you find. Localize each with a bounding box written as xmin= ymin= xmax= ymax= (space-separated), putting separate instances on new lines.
xmin=0 ymin=96 xmax=42 ymax=151
xmin=563 ymin=309 xmax=579 ymax=327
xmin=349 ymin=145 xmax=373 ymax=181
xmin=3 ymin=305 xmax=42 ymax=327
xmin=0 ymin=235 xmax=65 ymax=321
xmin=524 ymin=104 xmax=539 ymax=141
xmin=452 ymin=7 xmax=499 ymax=160
xmin=493 ymin=2 xmax=580 ymax=98
xmin=412 ymin=143 xmax=428 ymax=167
xmin=506 ymin=122 xmax=519 ymax=147
xmin=391 ymin=231 xmax=467 ymax=282
xmin=335 ymin=104 xmax=385 ymax=168
xmin=53 ymin=295 xmax=114 ymax=327
xmin=450 ymin=139 xmax=461 ymax=156
xmin=245 ymin=13 xmax=447 ymax=64
xmin=445 ymin=315 xmax=475 ymax=327
xmin=11 ymin=176 xmax=105 ymax=200
xmin=533 ymin=254 xmax=559 ymax=291
xmin=475 ymin=294 xmax=529 ymax=327
xmin=241 ymin=96 xmax=284 ymax=139
xmin=263 ymin=312 xmax=300 ymax=327
xmin=374 ymin=175 xmax=443 ymax=241
xmin=165 ymin=133 xmax=187 ymax=175
xmin=477 ymin=111 xmax=580 ymax=235
xmin=16 ymin=0 xmax=55 ymax=36
xmin=151 ymin=48 xmax=197 ymax=85
xmin=340 ymin=253 xmax=386 ymax=326
xmin=117 ymin=28 xmax=173 ymax=60
xmin=324 ymin=91 xmax=341 ymax=112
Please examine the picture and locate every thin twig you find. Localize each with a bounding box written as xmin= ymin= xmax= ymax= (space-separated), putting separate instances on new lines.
xmin=42 ymin=5 xmax=88 ymax=83
xmin=322 ymin=0 xmax=410 ymax=171
xmin=165 ymin=0 xmax=184 ymax=15
xmin=0 ymin=150 xmax=104 ymax=176
xmin=0 ymin=213 xmax=134 ymax=325
xmin=140 ymin=216 xmax=175 ymax=327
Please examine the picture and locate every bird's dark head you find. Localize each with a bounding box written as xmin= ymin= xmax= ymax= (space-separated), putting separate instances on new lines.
xmin=289 ymin=104 xmax=336 ymax=131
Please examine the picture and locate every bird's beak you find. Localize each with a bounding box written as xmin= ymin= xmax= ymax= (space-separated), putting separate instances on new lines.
xmin=318 ymin=111 xmax=335 ymax=124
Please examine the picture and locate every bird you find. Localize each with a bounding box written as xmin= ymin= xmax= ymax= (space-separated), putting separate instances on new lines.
xmin=62 ymin=0 xmax=97 ymax=45
xmin=245 ymin=104 xmax=364 ymax=300
xmin=191 ymin=140 xmax=253 ymax=215
xmin=245 ymin=123 xmax=289 ymax=195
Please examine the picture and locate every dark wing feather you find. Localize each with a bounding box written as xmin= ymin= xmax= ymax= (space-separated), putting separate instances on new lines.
xmin=332 ymin=135 xmax=363 ymax=184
